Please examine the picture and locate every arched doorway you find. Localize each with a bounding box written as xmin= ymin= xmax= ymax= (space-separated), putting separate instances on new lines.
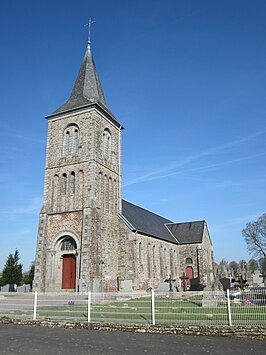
xmin=60 ymin=237 xmax=77 ymax=290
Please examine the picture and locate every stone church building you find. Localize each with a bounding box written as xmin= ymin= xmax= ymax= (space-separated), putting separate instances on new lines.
xmin=33 ymin=37 xmax=214 ymax=293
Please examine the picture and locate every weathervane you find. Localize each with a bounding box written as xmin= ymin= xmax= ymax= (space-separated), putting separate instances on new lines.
xmin=85 ymin=18 xmax=96 ymax=45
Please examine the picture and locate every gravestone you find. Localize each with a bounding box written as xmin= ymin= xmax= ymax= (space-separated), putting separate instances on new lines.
xmin=164 ymin=275 xmax=176 ymax=292
xmin=219 ymin=278 xmax=231 ymax=291
xmin=25 ymin=284 xmax=31 ymax=292
xmin=17 ymin=284 xmax=31 ymax=293
xmin=202 ymin=276 xmax=225 ymax=307
xmin=252 ymin=270 xmax=265 ymax=287
xmin=202 ymin=286 xmax=224 ymax=307
xmin=156 ymin=282 xmax=170 ymax=292
xmin=190 ymin=277 xmax=205 ymax=291
xmin=120 ymin=280 xmax=133 ymax=292
xmin=179 ymin=272 xmax=189 ymax=292
xmin=0 ymin=284 xmax=10 ymax=292
xmin=9 ymin=284 xmax=17 ymax=292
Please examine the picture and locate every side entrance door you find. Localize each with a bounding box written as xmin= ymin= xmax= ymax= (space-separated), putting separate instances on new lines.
xmin=62 ymin=254 xmax=76 ymax=289
xmin=186 ymin=266 xmax=194 ymax=286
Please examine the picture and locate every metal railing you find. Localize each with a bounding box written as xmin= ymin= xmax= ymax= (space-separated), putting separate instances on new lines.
xmin=0 ymin=289 xmax=265 ymax=326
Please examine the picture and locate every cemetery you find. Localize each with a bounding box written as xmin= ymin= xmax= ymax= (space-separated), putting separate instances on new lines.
xmin=0 ymin=287 xmax=265 ymax=327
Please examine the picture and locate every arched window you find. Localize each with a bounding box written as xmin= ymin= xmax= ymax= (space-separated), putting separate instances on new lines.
xmin=62 ymin=173 xmax=67 ymax=195
xmin=108 ymin=177 xmax=113 ymax=214
xmin=103 ymin=128 xmax=111 ymax=161
xmin=65 ymin=131 xmax=70 ymax=155
xmin=98 ymin=172 xmax=103 ymax=203
xmin=160 ymin=246 xmax=164 ymax=277
xmin=164 ymin=248 xmax=167 ymax=276
xmin=139 ymin=242 xmax=143 ymax=264
xmin=71 ymin=172 xmax=76 ymax=194
xmin=63 ymin=125 xmax=79 ymax=156
xmin=60 ymin=237 xmax=77 ymax=251
xmin=152 ymin=245 xmax=156 ymax=265
xmin=76 ymin=170 xmax=84 ymax=208
xmin=147 ymin=243 xmax=151 ymax=279
xmin=186 ymin=257 xmax=193 ymax=265
xmin=170 ymin=249 xmax=174 ymax=276
xmin=113 ymin=179 xmax=118 ymax=213
xmin=174 ymin=250 xmax=178 ymax=276
xmin=52 ymin=174 xmax=59 ymax=211
xmin=104 ymin=174 xmax=108 ymax=212
xmin=74 ymin=129 xmax=79 ymax=154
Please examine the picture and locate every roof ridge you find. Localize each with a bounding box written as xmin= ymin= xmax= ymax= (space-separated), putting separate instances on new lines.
xmin=165 ymin=220 xmax=206 ymax=225
xmin=122 ymin=199 xmax=174 ymax=223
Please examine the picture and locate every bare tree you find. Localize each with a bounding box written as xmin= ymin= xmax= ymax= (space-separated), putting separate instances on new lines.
xmin=259 ymin=257 xmax=266 ymax=274
xmin=258 ymin=258 xmax=266 ymax=283
xmin=228 ymin=261 xmax=239 ymax=277
xmin=248 ymin=259 xmax=258 ymax=274
xmin=238 ymin=259 xmax=247 ymax=280
xmin=239 ymin=259 xmax=247 ymax=272
xmin=242 ymin=213 xmax=266 ymax=260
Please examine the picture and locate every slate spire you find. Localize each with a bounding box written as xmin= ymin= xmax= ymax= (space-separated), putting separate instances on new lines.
xmin=52 ymin=40 xmax=110 ymax=115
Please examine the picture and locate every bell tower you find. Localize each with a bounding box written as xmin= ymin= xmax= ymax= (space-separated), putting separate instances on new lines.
xmin=33 ymin=37 xmax=123 ymax=292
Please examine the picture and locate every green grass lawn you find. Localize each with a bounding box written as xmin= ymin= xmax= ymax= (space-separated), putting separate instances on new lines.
xmin=1 ymin=295 xmax=266 ymax=325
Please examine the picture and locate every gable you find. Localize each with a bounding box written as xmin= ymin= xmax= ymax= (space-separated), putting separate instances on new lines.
xmin=166 ymin=221 xmax=205 ymax=244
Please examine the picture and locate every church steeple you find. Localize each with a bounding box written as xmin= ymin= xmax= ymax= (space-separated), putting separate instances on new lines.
xmin=51 ymin=41 xmax=110 ymax=116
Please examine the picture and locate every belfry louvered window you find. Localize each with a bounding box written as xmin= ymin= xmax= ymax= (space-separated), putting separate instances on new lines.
xmin=103 ymin=128 xmax=111 ymax=161
xmin=63 ymin=125 xmax=79 ymax=156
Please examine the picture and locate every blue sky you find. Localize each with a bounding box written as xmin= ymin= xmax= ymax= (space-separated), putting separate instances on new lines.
xmin=0 ymin=0 xmax=265 ymax=271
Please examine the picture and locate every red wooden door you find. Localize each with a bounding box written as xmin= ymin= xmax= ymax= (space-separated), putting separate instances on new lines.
xmin=62 ymin=255 xmax=76 ymax=289
xmin=186 ymin=266 xmax=194 ymax=286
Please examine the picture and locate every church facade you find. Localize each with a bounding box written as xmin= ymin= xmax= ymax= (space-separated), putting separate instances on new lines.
xmin=33 ymin=38 xmax=214 ymax=293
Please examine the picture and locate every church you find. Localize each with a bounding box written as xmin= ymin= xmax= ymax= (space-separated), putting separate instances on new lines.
xmin=33 ymin=35 xmax=214 ymax=293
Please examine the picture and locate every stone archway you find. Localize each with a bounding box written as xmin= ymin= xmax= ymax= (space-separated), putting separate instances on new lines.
xmin=60 ymin=236 xmax=77 ymax=290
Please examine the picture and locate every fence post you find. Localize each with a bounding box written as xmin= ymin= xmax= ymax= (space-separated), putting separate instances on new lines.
xmin=151 ymin=289 xmax=155 ymax=326
xmin=226 ymin=289 xmax=232 ymax=326
xmin=33 ymin=290 xmax=38 ymax=321
xmin=87 ymin=290 xmax=91 ymax=323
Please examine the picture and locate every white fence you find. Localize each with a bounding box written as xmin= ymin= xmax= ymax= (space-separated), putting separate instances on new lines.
xmin=0 ymin=289 xmax=265 ymax=326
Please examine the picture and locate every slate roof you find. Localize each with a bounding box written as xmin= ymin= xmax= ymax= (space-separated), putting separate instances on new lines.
xmin=121 ymin=200 xmax=206 ymax=245
xmin=48 ymin=43 xmax=120 ymax=125
xmin=166 ymin=221 xmax=205 ymax=244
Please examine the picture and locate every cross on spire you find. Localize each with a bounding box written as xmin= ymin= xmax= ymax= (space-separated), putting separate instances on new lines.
xmin=85 ymin=18 xmax=96 ymax=45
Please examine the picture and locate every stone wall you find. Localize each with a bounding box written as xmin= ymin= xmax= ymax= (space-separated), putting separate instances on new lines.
xmin=116 ymin=220 xmax=181 ymax=290
xmin=1 ymin=317 xmax=265 ymax=338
